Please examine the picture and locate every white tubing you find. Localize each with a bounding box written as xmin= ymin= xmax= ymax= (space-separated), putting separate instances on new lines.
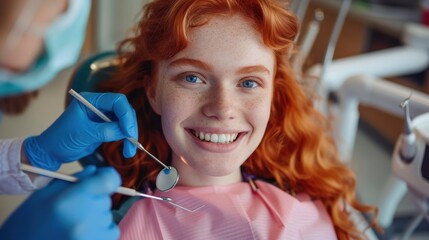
xmin=377 ymin=174 xmax=408 ymax=228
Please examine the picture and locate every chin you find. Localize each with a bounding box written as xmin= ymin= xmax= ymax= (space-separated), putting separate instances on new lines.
xmin=196 ymin=162 xmax=242 ymax=178
xmin=179 ymin=152 xmax=247 ymax=179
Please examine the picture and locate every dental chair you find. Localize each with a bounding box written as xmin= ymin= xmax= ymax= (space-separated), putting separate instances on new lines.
xmin=67 ymin=51 xmax=117 ymax=94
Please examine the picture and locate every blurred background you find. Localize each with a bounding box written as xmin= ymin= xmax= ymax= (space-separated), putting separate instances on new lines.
xmin=1 ymin=0 xmax=429 ymax=239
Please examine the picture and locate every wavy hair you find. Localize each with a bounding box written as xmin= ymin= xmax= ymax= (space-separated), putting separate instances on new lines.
xmin=98 ymin=0 xmax=378 ymax=239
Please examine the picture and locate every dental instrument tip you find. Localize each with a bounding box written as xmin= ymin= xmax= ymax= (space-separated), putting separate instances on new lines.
xmin=167 ymin=201 xmax=205 ymax=213
xmin=400 ymin=93 xmax=412 ymax=108
xmin=161 ymin=197 xmax=173 ymax=201
xmin=135 ymin=192 xmax=165 ymax=201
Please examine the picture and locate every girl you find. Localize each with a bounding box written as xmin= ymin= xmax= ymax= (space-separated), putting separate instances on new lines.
xmin=99 ymin=0 xmax=378 ymax=239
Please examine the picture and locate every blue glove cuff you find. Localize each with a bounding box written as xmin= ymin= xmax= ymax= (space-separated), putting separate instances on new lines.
xmin=24 ymin=137 xmax=61 ymax=171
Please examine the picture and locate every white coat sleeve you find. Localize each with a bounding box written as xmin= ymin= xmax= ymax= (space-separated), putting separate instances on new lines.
xmin=0 ymin=138 xmax=50 ymax=194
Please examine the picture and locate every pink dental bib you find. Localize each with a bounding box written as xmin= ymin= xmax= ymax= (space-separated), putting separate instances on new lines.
xmin=119 ymin=180 xmax=337 ymax=239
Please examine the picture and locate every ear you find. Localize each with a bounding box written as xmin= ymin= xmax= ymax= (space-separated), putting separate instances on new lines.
xmin=146 ymin=85 xmax=161 ymax=115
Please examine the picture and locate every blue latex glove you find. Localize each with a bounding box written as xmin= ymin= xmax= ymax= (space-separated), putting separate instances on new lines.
xmin=0 ymin=166 xmax=121 ymax=240
xmin=24 ymin=92 xmax=138 ymax=171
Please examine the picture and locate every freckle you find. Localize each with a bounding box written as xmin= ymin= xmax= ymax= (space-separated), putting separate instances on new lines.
xmin=245 ymin=95 xmax=265 ymax=109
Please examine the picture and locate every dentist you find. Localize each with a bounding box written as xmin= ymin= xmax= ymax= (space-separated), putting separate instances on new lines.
xmin=0 ymin=0 xmax=137 ymax=239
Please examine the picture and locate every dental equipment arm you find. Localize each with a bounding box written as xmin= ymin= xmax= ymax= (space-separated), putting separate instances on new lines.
xmin=336 ymin=75 xmax=429 ymax=163
xmin=307 ymin=23 xmax=429 ymax=98
xmin=336 ymin=75 xmax=429 ymax=229
xmin=23 ymin=92 xmax=139 ymax=171
xmin=391 ymin=102 xmax=429 ymax=237
xmin=308 ymin=46 xmax=429 ymax=94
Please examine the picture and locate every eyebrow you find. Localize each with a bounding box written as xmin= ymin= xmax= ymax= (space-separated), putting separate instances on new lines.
xmin=236 ymin=65 xmax=270 ymax=75
xmin=168 ymin=58 xmax=271 ymax=75
xmin=169 ymin=58 xmax=213 ymax=71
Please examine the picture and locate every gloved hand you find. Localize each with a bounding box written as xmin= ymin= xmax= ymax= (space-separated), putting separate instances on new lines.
xmin=0 ymin=166 xmax=121 ymax=240
xmin=24 ymin=92 xmax=138 ymax=171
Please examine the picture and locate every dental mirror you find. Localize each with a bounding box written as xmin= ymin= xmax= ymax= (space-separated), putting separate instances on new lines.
xmin=156 ymin=166 xmax=179 ymax=192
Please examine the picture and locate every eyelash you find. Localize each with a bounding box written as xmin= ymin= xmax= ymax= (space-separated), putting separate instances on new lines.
xmin=239 ymin=79 xmax=259 ymax=89
xmin=183 ymin=74 xmax=203 ymax=84
xmin=178 ymin=72 xmax=261 ymax=89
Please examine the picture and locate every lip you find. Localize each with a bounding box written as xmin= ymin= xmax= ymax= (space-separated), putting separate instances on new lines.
xmin=185 ymin=128 xmax=245 ymax=153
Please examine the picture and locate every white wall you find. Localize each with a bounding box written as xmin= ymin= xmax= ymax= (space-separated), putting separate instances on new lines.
xmin=95 ymin=0 xmax=148 ymax=52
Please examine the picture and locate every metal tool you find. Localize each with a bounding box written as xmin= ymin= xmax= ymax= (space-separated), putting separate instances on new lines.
xmin=68 ymin=89 xmax=179 ymax=192
xmin=21 ymin=164 xmax=201 ymax=212
xmin=390 ymin=96 xmax=429 ymax=239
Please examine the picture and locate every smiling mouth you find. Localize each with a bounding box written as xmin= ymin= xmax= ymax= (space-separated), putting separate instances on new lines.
xmin=190 ymin=130 xmax=239 ymax=144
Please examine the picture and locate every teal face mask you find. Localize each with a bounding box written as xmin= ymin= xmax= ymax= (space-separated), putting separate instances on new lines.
xmin=0 ymin=0 xmax=91 ymax=97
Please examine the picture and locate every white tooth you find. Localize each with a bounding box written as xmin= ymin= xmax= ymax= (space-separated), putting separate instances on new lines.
xmin=218 ymin=134 xmax=226 ymax=143
xmin=210 ymin=134 xmax=218 ymax=143
xmin=196 ymin=132 xmax=238 ymax=143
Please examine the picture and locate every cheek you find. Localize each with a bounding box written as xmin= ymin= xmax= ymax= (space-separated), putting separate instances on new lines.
xmin=160 ymin=90 xmax=180 ymax=121
xmin=159 ymin=90 xmax=182 ymax=145
xmin=248 ymin=92 xmax=272 ymax=112
xmin=245 ymin=95 xmax=268 ymax=109
xmin=159 ymin=88 xmax=201 ymax=123
xmin=245 ymin=94 xmax=272 ymax=130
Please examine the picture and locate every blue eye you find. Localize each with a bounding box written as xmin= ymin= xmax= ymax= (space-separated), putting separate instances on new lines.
xmin=184 ymin=74 xmax=201 ymax=83
xmin=240 ymin=80 xmax=258 ymax=88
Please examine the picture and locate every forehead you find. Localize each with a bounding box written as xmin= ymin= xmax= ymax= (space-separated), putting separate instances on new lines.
xmin=165 ymin=14 xmax=274 ymax=71
xmin=190 ymin=14 xmax=259 ymax=43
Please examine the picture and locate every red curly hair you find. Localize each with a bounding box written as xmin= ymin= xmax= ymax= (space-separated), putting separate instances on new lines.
xmin=98 ymin=0 xmax=378 ymax=239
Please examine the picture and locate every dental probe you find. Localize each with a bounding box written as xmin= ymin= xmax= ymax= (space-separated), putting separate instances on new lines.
xmin=22 ymin=164 xmax=203 ymax=212
xmin=21 ymin=163 xmax=170 ymax=202
xmin=68 ymin=89 xmax=169 ymax=170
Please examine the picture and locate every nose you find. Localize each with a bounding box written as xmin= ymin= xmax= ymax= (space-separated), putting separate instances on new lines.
xmin=202 ymin=85 xmax=236 ymax=120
